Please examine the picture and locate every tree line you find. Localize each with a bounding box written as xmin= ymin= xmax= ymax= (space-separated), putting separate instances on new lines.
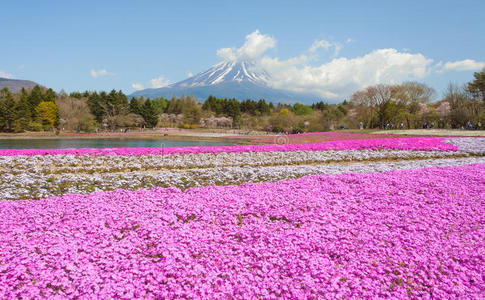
xmin=350 ymin=69 xmax=485 ymax=129
xmin=0 ymin=69 xmax=483 ymax=133
xmin=0 ymin=86 xmax=59 ymax=132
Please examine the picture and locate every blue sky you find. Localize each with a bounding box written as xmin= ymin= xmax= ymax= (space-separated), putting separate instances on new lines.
xmin=1 ymin=0 xmax=484 ymax=100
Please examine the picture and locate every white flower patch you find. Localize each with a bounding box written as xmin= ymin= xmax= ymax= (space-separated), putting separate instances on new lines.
xmin=444 ymin=137 xmax=485 ymax=154
xmin=1 ymin=156 xmax=483 ymax=200
xmin=0 ymin=149 xmax=465 ymax=176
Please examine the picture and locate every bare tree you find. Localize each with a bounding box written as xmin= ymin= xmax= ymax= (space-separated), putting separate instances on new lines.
xmin=444 ymin=83 xmax=468 ymax=109
xmin=393 ymin=82 xmax=434 ymax=105
xmin=56 ymin=97 xmax=97 ymax=132
xmin=350 ymin=84 xmax=394 ymax=127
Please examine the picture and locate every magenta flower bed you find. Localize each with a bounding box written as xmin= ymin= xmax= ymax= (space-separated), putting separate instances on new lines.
xmin=1 ymin=164 xmax=484 ymax=298
xmin=250 ymin=131 xmax=399 ymax=143
xmin=0 ymin=136 xmax=457 ymax=156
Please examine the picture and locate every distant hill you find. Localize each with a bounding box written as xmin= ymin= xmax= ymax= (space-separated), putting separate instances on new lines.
xmin=130 ymin=61 xmax=320 ymax=104
xmin=0 ymin=78 xmax=40 ymax=93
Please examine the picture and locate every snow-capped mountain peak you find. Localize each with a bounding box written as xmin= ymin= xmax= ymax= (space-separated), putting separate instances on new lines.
xmin=172 ymin=61 xmax=270 ymax=88
xmin=130 ymin=60 xmax=319 ymax=104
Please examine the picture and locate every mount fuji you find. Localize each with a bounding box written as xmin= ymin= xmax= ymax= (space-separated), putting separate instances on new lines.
xmin=130 ymin=61 xmax=319 ymax=103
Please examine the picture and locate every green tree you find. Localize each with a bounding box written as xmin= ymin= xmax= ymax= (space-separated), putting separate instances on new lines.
xmin=0 ymin=88 xmax=17 ymax=131
xmin=129 ymin=97 xmax=142 ymax=115
xmin=181 ymin=95 xmax=201 ymax=125
xmin=141 ymin=99 xmax=158 ymax=127
xmin=151 ymin=97 xmax=168 ymax=114
xmin=257 ymin=99 xmax=270 ymax=115
xmin=15 ymin=95 xmax=32 ymax=131
xmin=312 ymin=101 xmax=329 ymax=111
xmin=292 ymin=103 xmax=313 ymax=116
xmin=87 ymin=92 xmax=105 ymax=122
xmin=166 ymin=96 xmax=183 ymax=114
xmin=467 ymin=68 xmax=485 ymax=102
xmin=35 ymin=101 xmax=59 ymax=128
xmin=225 ymin=99 xmax=241 ymax=126
xmin=87 ymin=90 xmax=129 ymax=124
xmin=44 ymin=88 xmax=57 ymax=102
xmin=28 ymin=85 xmax=44 ymax=118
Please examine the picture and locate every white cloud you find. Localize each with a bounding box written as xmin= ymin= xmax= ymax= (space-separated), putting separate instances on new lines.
xmin=0 ymin=70 xmax=14 ymax=79
xmin=260 ymin=48 xmax=434 ymax=99
xmin=309 ymin=40 xmax=333 ymax=52
xmin=211 ymin=31 xmax=485 ymax=100
xmin=217 ymin=30 xmax=276 ymax=62
xmin=131 ymin=75 xmax=171 ymax=91
xmin=90 ymin=69 xmax=115 ymax=78
xmin=309 ymin=39 xmax=342 ymax=56
xmin=187 ymin=71 xmax=194 ymax=77
xmin=439 ymin=59 xmax=485 ymax=72
xmin=131 ymin=83 xmax=144 ymax=90
xmin=150 ymin=76 xmax=170 ymax=88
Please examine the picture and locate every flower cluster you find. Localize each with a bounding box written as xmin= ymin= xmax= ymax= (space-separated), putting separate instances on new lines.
xmin=1 ymin=156 xmax=482 ymax=201
xmin=0 ymin=149 xmax=463 ymax=175
xmin=0 ymin=149 xmax=466 ymax=200
xmin=0 ymin=136 xmax=458 ymax=157
xmin=444 ymin=137 xmax=485 ymax=154
xmin=250 ymin=131 xmax=398 ymax=143
xmin=0 ymin=164 xmax=483 ymax=298
xmin=1 ymin=135 xmax=483 ymax=298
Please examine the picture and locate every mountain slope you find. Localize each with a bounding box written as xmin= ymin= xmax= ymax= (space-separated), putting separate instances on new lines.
xmin=130 ymin=61 xmax=319 ymax=103
xmin=0 ymin=78 xmax=40 ymax=93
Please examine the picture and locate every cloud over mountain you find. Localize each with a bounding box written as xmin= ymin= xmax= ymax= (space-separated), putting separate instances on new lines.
xmin=0 ymin=70 xmax=14 ymax=79
xmin=262 ymin=48 xmax=433 ymax=99
xmin=211 ymin=30 xmax=485 ymax=100
xmin=149 ymin=76 xmax=170 ymax=88
xmin=132 ymin=30 xmax=484 ymax=102
xmin=216 ymin=30 xmax=276 ymax=62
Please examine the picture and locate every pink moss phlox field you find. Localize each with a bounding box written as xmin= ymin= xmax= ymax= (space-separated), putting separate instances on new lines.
xmin=1 ymin=164 xmax=484 ymax=298
xmin=250 ymin=131 xmax=399 ymax=143
xmin=0 ymin=136 xmax=458 ymax=156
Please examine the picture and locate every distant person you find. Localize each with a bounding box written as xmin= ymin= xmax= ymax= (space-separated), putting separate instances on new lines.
xmin=478 ymin=121 xmax=482 ymax=130
xmin=359 ymin=122 xmax=363 ymax=130
xmin=340 ymin=124 xmax=344 ymax=129
xmin=400 ymin=122 xmax=404 ymax=129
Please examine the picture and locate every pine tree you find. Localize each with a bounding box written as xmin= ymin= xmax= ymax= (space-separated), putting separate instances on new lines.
xmin=141 ymin=99 xmax=158 ymax=127
xmin=129 ymin=97 xmax=142 ymax=115
xmin=35 ymin=101 xmax=59 ymax=128
xmin=467 ymin=68 xmax=485 ymax=102
xmin=0 ymin=89 xmax=18 ymax=131
xmin=15 ymin=95 xmax=32 ymax=131
xmin=44 ymin=88 xmax=57 ymax=102
xmin=28 ymin=85 xmax=43 ymax=118
xmin=87 ymin=92 xmax=105 ymax=122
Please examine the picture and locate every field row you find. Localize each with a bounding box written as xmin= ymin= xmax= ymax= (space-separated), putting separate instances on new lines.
xmin=0 ymin=136 xmax=462 ymax=156
xmin=0 ymin=149 xmax=465 ymax=175
xmin=1 ymin=156 xmax=484 ymax=200
xmin=1 ymin=164 xmax=483 ymax=298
